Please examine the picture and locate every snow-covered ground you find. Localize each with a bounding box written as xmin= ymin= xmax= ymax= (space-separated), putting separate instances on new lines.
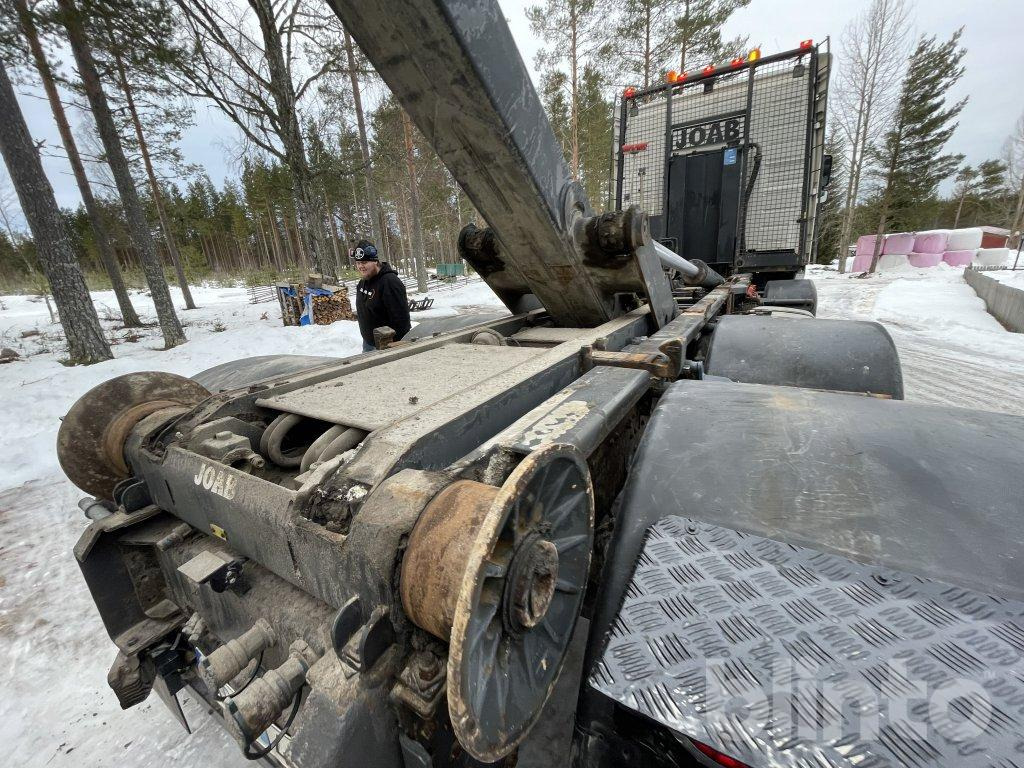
xmin=2 ymin=267 xmax=1023 ymax=766
xmin=0 ymin=278 xmax=503 ymax=768
xmin=989 ymin=267 xmax=1024 ymax=288
xmin=807 ymin=263 xmax=1024 ymax=414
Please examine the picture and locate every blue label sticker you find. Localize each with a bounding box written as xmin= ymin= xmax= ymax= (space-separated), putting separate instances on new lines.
xmin=723 ymin=148 xmax=738 ymax=165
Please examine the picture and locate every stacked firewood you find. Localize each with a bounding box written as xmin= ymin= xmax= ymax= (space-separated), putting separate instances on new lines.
xmin=311 ymin=290 xmax=356 ymax=324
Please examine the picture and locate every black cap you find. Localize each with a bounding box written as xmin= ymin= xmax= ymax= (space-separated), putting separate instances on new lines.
xmin=353 ymin=240 xmax=378 ymax=261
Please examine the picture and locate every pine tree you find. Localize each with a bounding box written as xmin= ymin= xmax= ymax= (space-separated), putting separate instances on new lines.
xmin=974 ymin=159 xmax=1008 ymax=226
xmin=577 ymin=65 xmax=614 ymax=210
xmin=527 ymin=0 xmax=609 ymax=181
xmin=12 ymin=0 xmax=142 ymax=326
xmin=951 ymin=164 xmax=977 ymax=227
xmin=58 ymin=0 xmax=186 ymax=347
xmin=607 ymin=0 xmax=678 ymax=89
xmin=867 ymin=30 xmax=967 ymax=271
xmin=541 ymin=70 xmax=572 ymax=161
xmin=672 ymin=0 xmax=749 ymax=73
xmin=0 ymin=59 xmax=112 ymax=364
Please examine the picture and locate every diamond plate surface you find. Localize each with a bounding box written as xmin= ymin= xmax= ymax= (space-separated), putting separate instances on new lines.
xmin=591 ymin=516 xmax=1024 ymax=767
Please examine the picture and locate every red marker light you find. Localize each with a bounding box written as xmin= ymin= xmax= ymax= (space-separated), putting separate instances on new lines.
xmin=692 ymin=740 xmax=753 ymax=768
xmin=730 ymin=56 xmax=744 ymax=68
xmin=702 ymin=64 xmax=715 ymax=75
xmin=800 ymin=38 xmax=814 ymax=49
xmin=624 ymin=86 xmax=636 ymax=98
xmin=678 ymin=71 xmax=689 ymax=81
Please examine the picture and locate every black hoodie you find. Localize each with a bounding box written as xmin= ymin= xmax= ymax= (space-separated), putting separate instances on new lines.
xmin=355 ymin=262 xmax=411 ymax=346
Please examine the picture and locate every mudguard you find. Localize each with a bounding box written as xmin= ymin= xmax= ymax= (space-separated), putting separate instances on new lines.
xmin=192 ymin=354 xmax=340 ymax=391
xmin=583 ymin=380 xmax=1024 ymax=767
xmin=705 ymin=315 xmax=904 ymax=399
xmin=764 ymin=278 xmax=818 ymax=315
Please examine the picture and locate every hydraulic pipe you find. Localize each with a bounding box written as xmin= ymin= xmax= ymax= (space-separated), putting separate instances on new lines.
xmin=652 ymin=241 xmax=725 ymax=290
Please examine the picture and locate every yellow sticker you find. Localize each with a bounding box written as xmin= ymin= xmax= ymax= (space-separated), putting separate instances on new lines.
xmin=210 ymin=524 xmax=227 ymax=540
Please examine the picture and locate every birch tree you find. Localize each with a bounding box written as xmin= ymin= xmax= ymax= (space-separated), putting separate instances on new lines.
xmin=169 ymin=0 xmax=337 ymax=275
xmin=1004 ymin=112 xmax=1024 ymax=245
xmin=834 ymin=0 xmax=911 ymax=273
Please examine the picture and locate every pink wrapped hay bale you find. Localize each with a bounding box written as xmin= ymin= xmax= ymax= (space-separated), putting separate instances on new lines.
xmin=975 ymin=247 xmax=1010 ymax=267
xmin=942 ymin=250 xmax=975 ymax=267
xmin=947 ymin=228 xmax=983 ymax=250
xmin=883 ymin=232 xmax=916 ymax=254
xmin=913 ymin=231 xmax=948 ymax=253
xmin=851 ymin=252 xmax=873 ymax=272
xmin=854 ymin=235 xmax=876 ymax=257
xmin=907 ymin=252 xmax=942 ymax=268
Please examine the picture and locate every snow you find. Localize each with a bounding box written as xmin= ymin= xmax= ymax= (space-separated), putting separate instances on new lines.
xmin=807 ymin=264 xmax=1024 ymax=412
xmin=976 ymin=247 xmax=1012 ymax=267
xmin=0 ymin=277 xmax=502 ymax=767
xmin=946 ymin=227 xmax=984 ymax=250
xmin=991 ymin=269 xmax=1024 ymax=288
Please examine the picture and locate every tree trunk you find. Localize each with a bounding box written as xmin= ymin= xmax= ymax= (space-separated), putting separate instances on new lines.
xmin=569 ymin=4 xmax=580 ymax=180
xmin=643 ymin=3 xmax=651 ymax=89
xmin=107 ymin=33 xmax=196 ymax=310
xmin=0 ymin=61 xmax=111 ymax=364
xmin=15 ymin=0 xmax=141 ymax=327
xmin=325 ymin=193 xmax=343 ymax=276
xmin=398 ymin=188 xmax=413 ymax=274
xmin=58 ymin=0 xmax=185 ymax=348
xmin=265 ymin=203 xmax=285 ymax=270
xmin=402 ymin=112 xmax=428 ymax=292
xmin=344 ymin=28 xmax=386 ymax=258
xmin=953 ymin=190 xmax=967 ymax=228
xmin=679 ymin=0 xmax=690 ymax=72
xmin=1009 ymin=175 xmax=1024 ymax=244
xmin=249 ymin=0 xmax=329 ymax=276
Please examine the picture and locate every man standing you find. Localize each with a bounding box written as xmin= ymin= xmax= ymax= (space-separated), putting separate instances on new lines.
xmin=353 ymin=240 xmax=411 ymax=352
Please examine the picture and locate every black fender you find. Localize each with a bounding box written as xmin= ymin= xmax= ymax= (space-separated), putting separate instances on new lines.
xmin=586 ymin=379 xmax=1024 ymax=675
xmin=192 ymin=354 xmax=340 ymax=392
xmin=577 ymin=379 xmax=1024 ymax=766
xmin=764 ymin=277 xmax=817 ymax=315
xmin=705 ymin=314 xmax=904 ymax=398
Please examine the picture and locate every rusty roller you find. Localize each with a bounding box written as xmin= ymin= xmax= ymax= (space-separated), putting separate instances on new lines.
xmin=57 ymin=372 xmax=210 ymax=498
xmin=400 ymin=444 xmax=594 ymax=762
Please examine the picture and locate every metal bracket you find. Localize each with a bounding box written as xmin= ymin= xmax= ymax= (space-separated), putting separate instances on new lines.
xmin=340 ymin=605 xmax=395 ymax=675
xmin=178 ymin=550 xmax=248 ymax=594
xmin=390 ymin=650 xmax=447 ymax=719
xmin=582 ymin=338 xmax=683 ymax=379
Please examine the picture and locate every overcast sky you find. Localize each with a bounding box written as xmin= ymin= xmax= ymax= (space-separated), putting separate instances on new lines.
xmin=3 ymin=0 xmax=1023 ymax=226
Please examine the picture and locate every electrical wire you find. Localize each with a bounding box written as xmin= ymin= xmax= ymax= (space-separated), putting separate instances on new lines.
xmin=243 ymin=689 xmax=302 ymax=761
xmin=215 ymin=650 xmax=264 ymax=702
xmin=737 ymin=142 xmax=762 ymax=258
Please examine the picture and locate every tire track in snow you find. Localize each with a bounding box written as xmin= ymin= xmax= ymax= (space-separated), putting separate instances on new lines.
xmin=811 ymin=270 xmax=1024 ymax=416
